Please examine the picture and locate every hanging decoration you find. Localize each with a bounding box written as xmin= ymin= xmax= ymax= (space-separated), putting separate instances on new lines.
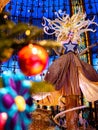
xmin=0 ymin=71 xmax=36 ymax=130
xmin=18 ymin=44 xmax=49 ymax=76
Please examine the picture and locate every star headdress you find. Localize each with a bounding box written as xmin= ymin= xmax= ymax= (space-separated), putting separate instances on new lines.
xmin=42 ymin=10 xmax=98 ymax=43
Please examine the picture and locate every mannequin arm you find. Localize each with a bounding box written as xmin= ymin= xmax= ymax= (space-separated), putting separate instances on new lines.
xmin=52 ymin=46 xmax=65 ymax=56
xmin=79 ymin=43 xmax=98 ymax=56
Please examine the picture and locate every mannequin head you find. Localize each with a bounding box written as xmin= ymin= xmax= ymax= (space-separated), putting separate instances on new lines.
xmin=68 ymin=31 xmax=74 ymax=40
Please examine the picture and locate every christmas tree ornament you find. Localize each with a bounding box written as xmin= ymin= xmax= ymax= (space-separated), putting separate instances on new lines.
xmin=0 ymin=112 xmax=8 ymax=130
xmin=18 ymin=44 xmax=49 ymax=76
xmin=0 ymin=71 xmax=36 ymax=130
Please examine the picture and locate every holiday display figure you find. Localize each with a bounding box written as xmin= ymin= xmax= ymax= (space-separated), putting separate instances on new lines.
xmin=41 ymin=10 xmax=98 ymax=130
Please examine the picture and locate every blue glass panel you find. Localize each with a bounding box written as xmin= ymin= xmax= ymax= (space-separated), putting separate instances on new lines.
xmin=91 ymin=54 xmax=98 ymax=72
xmin=5 ymin=0 xmax=70 ymax=26
xmin=93 ymin=66 xmax=98 ymax=73
xmin=83 ymin=0 xmax=98 ymax=69
xmin=92 ymin=58 xmax=98 ymax=66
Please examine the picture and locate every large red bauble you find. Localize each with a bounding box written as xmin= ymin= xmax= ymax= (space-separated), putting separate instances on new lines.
xmin=18 ymin=44 xmax=48 ymax=76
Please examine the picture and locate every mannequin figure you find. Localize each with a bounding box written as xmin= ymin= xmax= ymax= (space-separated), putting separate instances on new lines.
xmin=40 ymin=11 xmax=98 ymax=130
